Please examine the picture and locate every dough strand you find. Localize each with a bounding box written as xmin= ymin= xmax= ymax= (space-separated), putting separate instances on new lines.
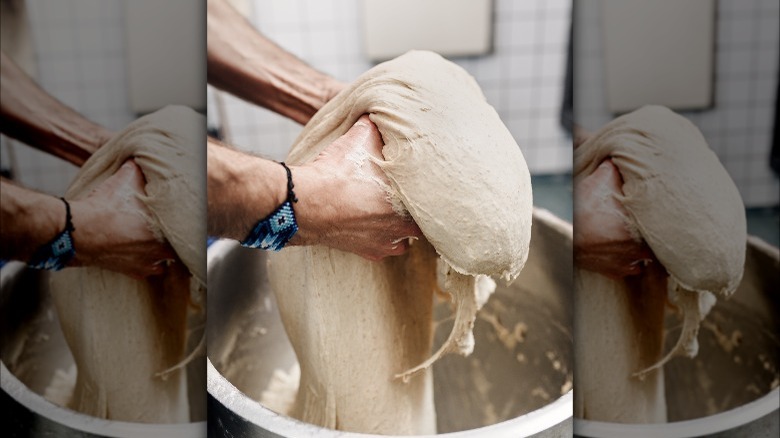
xmin=269 ymin=51 xmax=533 ymax=434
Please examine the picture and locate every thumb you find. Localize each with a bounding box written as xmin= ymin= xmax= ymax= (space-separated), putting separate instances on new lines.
xmin=109 ymin=160 xmax=146 ymax=192
xmin=345 ymin=115 xmax=383 ymax=158
xmin=321 ymin=115 xmax=383 ymax=162
xmin=88 ymin=160 xmax=146 ymax=202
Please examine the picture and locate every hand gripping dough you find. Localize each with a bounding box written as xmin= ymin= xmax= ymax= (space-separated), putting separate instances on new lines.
xmin=573 ymin=105 xmax=746 ymax=422
xmin=49 ymin=106 xmax=205 ymax=422
xmin=268 ymin=51 xmax=532 ymax=434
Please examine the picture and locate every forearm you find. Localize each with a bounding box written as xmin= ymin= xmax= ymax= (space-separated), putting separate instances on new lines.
xmin=207 ymin=138 xmax=289 ymax=238
xmin=0 ymin=52 xmax=112 ymax=166
xmin=207 ymin=137 xmax=336 ymax=244
xmin=0 ymin=179 xmax=65 ymax=260
xmin=2 ymin=161 xmax=177 ymax=277
xmin=206 ymin=0 xmax=343 ymax=125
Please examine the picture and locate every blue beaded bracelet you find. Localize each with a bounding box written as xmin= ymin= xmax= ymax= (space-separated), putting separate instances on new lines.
xmin=28 ymin=197 xmax=76 ymax=271
xmin=241 ymin=162 xmax=299 ymax=251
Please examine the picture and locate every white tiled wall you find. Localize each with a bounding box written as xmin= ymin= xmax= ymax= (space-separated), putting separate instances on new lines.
xmin=209 ymin=0 xmax=573 ymax=175
xmin=574 ymin=0 xmax=779 ymax=207
xmin=0 ymin=0 xmax=135 ymax=196
xmin=7 ymin=1 xmax=773 ymax=206
xmin=2 ymin=0 xmax=573 ymax=197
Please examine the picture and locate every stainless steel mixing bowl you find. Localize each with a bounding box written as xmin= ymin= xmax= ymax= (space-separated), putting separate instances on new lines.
xmin=0 ymin=262 xmax=207 ymax=437
xmin=207 ymin=208 xmax=574 ymax=437
xmin=575 ymin=235 xmax=780 ymax=438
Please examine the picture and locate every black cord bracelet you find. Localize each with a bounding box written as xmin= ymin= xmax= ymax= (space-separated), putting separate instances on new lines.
xmin=240 ymin=161 xmax=300 ymax=250
xmin=28 ymin=197 xmax=76 ymax=271
xmin=280 ymin=162 xmax=299 ymax=204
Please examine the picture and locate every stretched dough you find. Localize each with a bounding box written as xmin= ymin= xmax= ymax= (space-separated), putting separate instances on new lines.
xmin=50 ymin=106 xmax=205 ymax=422
xmin=269 ymin=51 xmax=532 ymax=434
xmin=574 ymin=105 xmax=746 ymax=422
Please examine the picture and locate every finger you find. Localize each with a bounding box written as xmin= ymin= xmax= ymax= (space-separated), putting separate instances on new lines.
xmin=142 ymin=256 xmax=178 ymax=278
xmin=403 ymin=220 xmax=423 ymax=238
xmin=635 ymin=242 xmax=654 ymax=260
xmin=122 ymin=159 xmax=148 ymax=192
xmin=96 ymin=160 xmax=146 ymax=200
xmin=344 ymin=115 xmax=383 ymax=157
xmin=153 ymin=241 xmax=177 ymax=261
xmin=361 ymin=238 xmax=410 ymax=262
xmin=387 ymin=239 xmax=410 ymax=257
xmin=92 ymin=160 xmax=134 ymax=195
xmin=592 ymin=159 xmax=624 ymax=195
xmin=115 ymin=160 xmax=142 ymax=185
xmin=316 ymin=115 xmax=381 ymax=164
xmin=623 ymin=263 xmax=644 ymax=277
xmin=363 ymin=253 xmax=383 ymax=262
xmin=391 ymin=221 xmax=422 ymax=242
xmin=148 ymin=262 xmax=166 ymax=276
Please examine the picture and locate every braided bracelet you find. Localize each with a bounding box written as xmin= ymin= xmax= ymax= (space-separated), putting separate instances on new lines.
xmin=28 ymin=197 xmax=76 ymax=271
xmin=241 ymin=162 xmax=299 ymax=251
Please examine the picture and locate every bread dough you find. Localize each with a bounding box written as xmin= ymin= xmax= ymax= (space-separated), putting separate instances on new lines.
xmin=49 ymin=106 xmax=206 ymax=422
xmin=574 ymin=105 xmax=746 ymax=422
xmin=268 ymin=51 xmax=532 ymax=434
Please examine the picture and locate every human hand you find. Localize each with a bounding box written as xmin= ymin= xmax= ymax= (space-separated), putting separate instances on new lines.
xmin=70 ymin=160 xmax=176 ymax=278
xmin=291 ymin=115 xmax=423 ymax=261
xmin=574 ymin=159 xmax=654 ymax=278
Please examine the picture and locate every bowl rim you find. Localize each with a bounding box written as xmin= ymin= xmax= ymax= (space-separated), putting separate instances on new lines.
xmin=206 ymin=221 xmax=573 ymax=437
xmin=1 ymin=361 xmax=206 ymax=438
xmin=575 ymin=234 xmax=780 ymax=437
xmin=0 ymin=261 xmax=206 ymax=437
xmin=574 ymin=387 xmax=779 ymax=438
xmin=207 ymin=359 xmax=572 ymax=438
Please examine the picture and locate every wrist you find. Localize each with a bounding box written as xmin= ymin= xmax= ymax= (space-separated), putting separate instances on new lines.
xmin=67 ymin=199 xmax=99 ymax=267
xmin=207 ymin=143 xmax=290 ymax=239
xmin=0 ymin=183 xmax=64 ymax=261
xmin=27 ymin=197 xmax=76 ymax=271
xmin=29 ymin=195 xmax=66 ymax=245
xmin=240 ymin=161 xmax=301 ymax=250
xmin=285 ymin=164 xmax=341 ymax=247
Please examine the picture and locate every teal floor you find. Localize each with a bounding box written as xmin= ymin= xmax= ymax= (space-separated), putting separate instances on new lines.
xmin=532 ymin=173 xmax=779 ymax=248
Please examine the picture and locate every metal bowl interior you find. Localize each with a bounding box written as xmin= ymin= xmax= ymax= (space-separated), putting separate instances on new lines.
xmin=0 ymin=262 xmax=207 ymax=438
xmin=575 ymin=236 xmax=780 ymax=438
xmin=207 ymin=208 xmax=574 ymax=437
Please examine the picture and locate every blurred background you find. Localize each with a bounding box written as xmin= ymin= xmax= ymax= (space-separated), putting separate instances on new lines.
xmin=575 ymin=0 xmax=779 ymax=245
xmin=4 ymin=0 xmax=776 ymax=238
xmin=207 ymin=0 xmax=574 ymax=221
xmin=0 ymin=0 xmax=204 ymax=196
